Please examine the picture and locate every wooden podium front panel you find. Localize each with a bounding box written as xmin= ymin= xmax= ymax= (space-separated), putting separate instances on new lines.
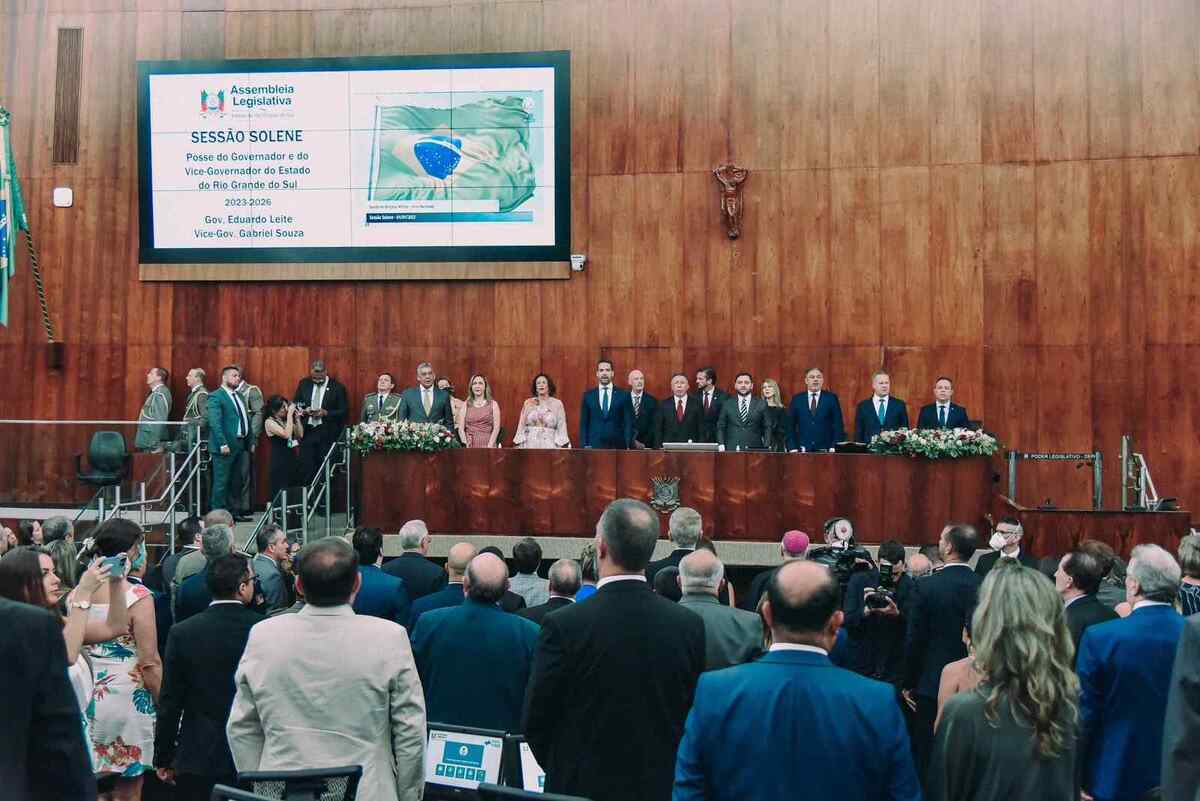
xmin=359 ymin=450 xmax=995 ymax=543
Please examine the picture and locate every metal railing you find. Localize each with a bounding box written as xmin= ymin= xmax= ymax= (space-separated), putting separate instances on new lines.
xmin=1121 ymin=435 xmax=1161 ymax=511
xmin=1007 ymin=450 xmax=1103 ymax=510
xmin=243 ymin=431 xmax=353 ymax=554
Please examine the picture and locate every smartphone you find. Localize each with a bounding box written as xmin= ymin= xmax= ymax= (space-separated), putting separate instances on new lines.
xmin=100 ymin=553 xmax=128 ymax=577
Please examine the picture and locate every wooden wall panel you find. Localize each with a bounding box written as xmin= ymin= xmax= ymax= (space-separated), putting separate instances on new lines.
xmin=1 ymin=0 xmax=1200 ymax=518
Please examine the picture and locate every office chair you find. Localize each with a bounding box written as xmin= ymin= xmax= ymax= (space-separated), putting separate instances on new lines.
xmin=75 ymin=431 xmax=131 ymax=488
xmin=238 ymin=766 xmax=363 ymax=801
xmin=476 ymin=784 xmax=592 ymax=801
xmin=211 ymin=786 xmax=274 ymax=801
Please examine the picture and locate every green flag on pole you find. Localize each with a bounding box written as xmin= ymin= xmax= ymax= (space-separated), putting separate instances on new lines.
xmin=0 ymin=107 xmax=29 ymax=327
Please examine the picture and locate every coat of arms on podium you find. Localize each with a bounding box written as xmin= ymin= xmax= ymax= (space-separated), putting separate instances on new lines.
xmin=650 ymin=476 xmax=681 ymax=514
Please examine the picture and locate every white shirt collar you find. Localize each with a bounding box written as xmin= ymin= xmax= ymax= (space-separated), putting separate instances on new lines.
xmin=1064 ymin=593 xmax=1086 ymax=608
xmin=769 ymin=643 xmax=828 ymax=655
xmin=1001 ymin=547 xmax=1021 ymax=560
xmin=548 ymin=594 xmax=575 ymax=602
xmin=209 ymin=599 xmax=244 ymax=607
xmin=937 ymin=402 xmax=949 ymax=408
xmin=1133 ymin=600 xmax=1171 ymax=610
xmin=597 ymin=574 xmax=648 ymax=589
xmin=942 ymin=562 xmax=972 ymax=569
xmin=876 ymin=395 xmax=889 ymax=403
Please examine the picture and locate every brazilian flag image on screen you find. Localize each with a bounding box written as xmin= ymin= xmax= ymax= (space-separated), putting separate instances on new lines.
xmin=369 ymin=95 xmax=537 ymax=214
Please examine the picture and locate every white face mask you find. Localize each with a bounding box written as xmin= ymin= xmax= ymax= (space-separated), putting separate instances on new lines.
xmin=989 ymin=532 xmax=1009 ymax=551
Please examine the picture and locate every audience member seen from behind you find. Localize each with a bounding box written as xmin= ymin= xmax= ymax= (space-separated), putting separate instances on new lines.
xmin=519 ymin=558 xmax=582 ymax=625
xmin=1162 ymin=613 xmax=1200 ymax=801
xmin=509 ymin=536 xmax=549 ymax=607
xmin=934 ymin=621 xmax=980 ymax=730
xmin=263 ymin=394 xmax=303 ymax=501
xmin=41 ymin=515 xmax=74 ymax=545
xmin=842 ymin=538 xmax=916 ymax=683
xmin=760 ymin=378 xmax=789 ymax=452
xmin=0 ymin=548 xmax=129 ymax=736
xmin=928 ymin=563 xmax=1080 ymax=801
xmin=654 ymin=566 xmax=683 ymax=601
xmin=228 ymin=537 xmax=426 ymax=801
xmin=175 ymin=524 xmax=235 ymax=623
xmin=1079 ymin=539 xmax=1125 ymax=610
xmin=523 ymin=498 xmax=706 ymax=801
xmin=477 ymin=545 xmax=527 ymax=612
xmin=172 ymin=509 xmax=234 ymax=610
xmin=154 ymin=553 xmax=262 ymax=801
xmin=382 ymin=519 xmax=447 ymax=601
xmin=902 ymin=523 xmax=982 ymax=783
xmin=678 ymin=549 xmax=763 ymax=670
xmin=576 ymin=541 xmax=599 ymax=601
xmin=673 ymin=560 xmax=921 ymax=801
xmin=646 ymin=506 xmax=702 ymax=584
xmin=458 ymin=373 xmax=501 ymax=448
xmin=78 ymin=519 xmax=163 ymax=801
xmin=17 ymin=518 xmax=43 ymax=546
xmin=1054 ymin=548 xmax=1118 ymax=657
xmin=1176 ymin=533 xmax=1200 ymax=616
xmin=0 ymin=589 xmax=97 ymax=801
xmin=1078 ymin=544 xmax=1186 ymax=801
xmin=411 ymin=553 xmax=540 ymax=733
xmin=409 ymin=541 xmax=477 ymax=630
xmin=742 ymin=530 xmax=809 ymax=612
xmin=351 ymin=527 xmax=411 ymax=627
xmin=514 ymin=373 xmax=571 ymax=448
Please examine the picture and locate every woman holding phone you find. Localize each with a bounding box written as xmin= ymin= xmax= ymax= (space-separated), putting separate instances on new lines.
xmin=264 ymin=394 xmax=304 ymax=500
xmin=78 ymin=518 xmax=162 ymax=801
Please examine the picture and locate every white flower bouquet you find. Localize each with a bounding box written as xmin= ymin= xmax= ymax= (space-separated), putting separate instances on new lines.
xmin=348 ymin=419 xmax=460 ymax=455
xmin=868 ymin=427 xmax=999 ymax=459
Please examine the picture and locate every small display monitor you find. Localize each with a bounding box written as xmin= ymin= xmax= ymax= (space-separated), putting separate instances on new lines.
xmin=425 ymin=724 xmax=506 ymax=799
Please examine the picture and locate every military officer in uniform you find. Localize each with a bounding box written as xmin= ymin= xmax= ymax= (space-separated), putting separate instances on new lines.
xmin=175 ymin=368 xmax=210 ymax=451
xmin=232 ymin=365 xmax=264 ymax=521
xmin=361 ymin=372 xmax=403 ymax=423
xmin=135 ymin=367 xmax=172 ymax=452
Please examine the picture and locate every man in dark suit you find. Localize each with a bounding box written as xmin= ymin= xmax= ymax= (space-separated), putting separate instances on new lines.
xmin=853 ymin=370 xmax=909 ymax=443
xmin=382 ymin=519 xmax=447 ymax=600
xmin=902 ymin=522 xmax=981 ymax=782
xmin=293 ymin=359 xmax=349 ymax=484
xmin=519 ymin=559 xmax=581 ymax=626
xmin=579 ymin=358 xmax=634 ymax=449
xmin=741 ymin=530 xmax=810 ymax=612
xmin=627 ymin=368 xmax=658 ymax=449
xmin=645 ymin=506 xmax=701 ymax=585
xmin=1079 ymin=544 xmax=1186 ymax=801
xmin=209 ymin=365 xmax=254 ymax=513
xmin=842 ymin=539 xmax=917 ymax=683
xmin=411 ymin=553 xmax=540 ymax=732
xmin=678 ymin=550 xmax=763 ymax=670
xmin=673 ymin=559 xmax=920 ymax=801
xmin=478 ymin=546 xmax=529 ymax=612
xmin=655 ymin=373 xmax=704 ymax=446
xmin=523 ymin=499 xmax=706 ymax=801
xmin=155 ymin=554 xmax=263 ymax=801
xmin=398 ymin=361 xmax=455 ymax=429
xmin=0 ymin=597 xmax=96 ymax=801
xmin=716 ymin=372 xmax=773 ymax=451
xmin=1054 ymin=548 xmax=1118 ymax=656
xmin=695 ymin=366 xmax=729 ymax=443
xmin=408 ymin=541 xmax=475 ymax=630
xmin=352 ymin=527 xmax=411 ymax=627
xmin=916 ymin=375 xmax=970 ymax=430
xmin=1163 ymin=614 xmax=1200 ymax=801
xmin=974 ymin=517 xmax=1039 ymax=578
xmin=175 ymin=524 xmax=235 ymax=624
xmin=787 ymin=366 xmax=846 ymax=452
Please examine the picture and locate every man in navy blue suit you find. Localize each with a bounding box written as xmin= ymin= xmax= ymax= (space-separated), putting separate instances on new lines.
xmin=786 ymin=367 xmax=846 ymax=452
xmin=854 ymin=371 xmax=909 ymax=443
xmin=673 ymin=559 xmax=920 ymax=801
xmin=408 ymin=542 xmax=476 ymax=630
xmin=916 ymin=376 xmax=969 ymax=430
xmin=1078 ymin=544 xmax=1186 ymax=801
xmin=410 ymin=552 xmax=539 ymax=732
xmin=579 ymin=359 xmax=633 ymax=449
xmin=351 ymin=527 xmax=410 ymax=627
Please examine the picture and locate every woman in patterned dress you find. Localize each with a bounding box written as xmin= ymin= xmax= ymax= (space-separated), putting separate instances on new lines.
xmin=80 ymin=519 xmax=162 ymax=801
xmin=513 ymin=373 xmax=571 ymax=449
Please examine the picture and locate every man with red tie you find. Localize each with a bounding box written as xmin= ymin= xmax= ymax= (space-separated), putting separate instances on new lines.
xmin=695 ymin=367 xmax=729 ymax=444
xmin=786 ymin=367 xmax=846 ymax=452
xmin=655 ymin=373 xmax=704 ymax=447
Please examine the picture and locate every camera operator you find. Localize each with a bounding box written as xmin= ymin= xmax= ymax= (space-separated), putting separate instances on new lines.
xmin=807 ymin=517 xmax=875 ymax=590
xmin=842 ymin=540 xmax=916 ymax=684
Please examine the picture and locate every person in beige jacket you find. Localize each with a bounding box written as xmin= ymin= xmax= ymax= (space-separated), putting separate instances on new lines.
xmin=227 ymin=538 xmax=426 ymax=801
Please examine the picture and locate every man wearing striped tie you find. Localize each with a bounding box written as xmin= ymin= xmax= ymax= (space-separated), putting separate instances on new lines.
xmin=853 ymin=371 xmax=909 ymax=443
xmin=716 ymin=372 xmax=773 ymax=452
xmin=916 ymin=376 xmax=969 ymax=430
xmin=209 ymin=365 xmax=253 ymax=513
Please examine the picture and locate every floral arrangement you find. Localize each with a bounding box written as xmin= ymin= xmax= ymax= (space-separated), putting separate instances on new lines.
xmin=348 ymin=419 xmax=460 ymax=455
xmin=868 ymin=427 xmax=999 ymax=459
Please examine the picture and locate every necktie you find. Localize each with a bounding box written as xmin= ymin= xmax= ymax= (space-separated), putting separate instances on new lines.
xmin=877 ymin=399 xmax=886 ymax=424
xmin=739 ymin=396 xmax=749 ymax=424
xmin=633 ymin=394 xmax=641 ymax=417
xmin=810 ymin=393 xmax=817 ymax=413
xmin=602 ymin=387 xmax=609 ymax=415
xmin=676 ymin=398 xmax=684 ymax=422
xmin=704 ymin=392 xmax=711 ymax=413
xmin=233 ymin=391 xmax=249 ymax=438
xmin=938 ymin=405 xmax=946 ymax=427
xmin=379 ymin=395 xmax=384 ymax=412
xmin=423 ymin=389 xmax=432 ymax=416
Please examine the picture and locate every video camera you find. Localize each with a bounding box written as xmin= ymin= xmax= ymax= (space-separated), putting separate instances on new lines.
xmin=865 ymin=560 xmax=897 ymax=609
xmin=807 ymin=543 xmax=875 ymax=588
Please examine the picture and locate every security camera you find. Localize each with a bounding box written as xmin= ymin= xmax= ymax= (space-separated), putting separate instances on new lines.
xmin=570 ymin=254 xmax=587 ymax=272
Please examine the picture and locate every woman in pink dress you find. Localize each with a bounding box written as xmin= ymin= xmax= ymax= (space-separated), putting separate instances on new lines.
xmin=513 ymin=373 xmax=571 ymax=449
xmin=457 ymin=374 xmax=501 ymax=448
